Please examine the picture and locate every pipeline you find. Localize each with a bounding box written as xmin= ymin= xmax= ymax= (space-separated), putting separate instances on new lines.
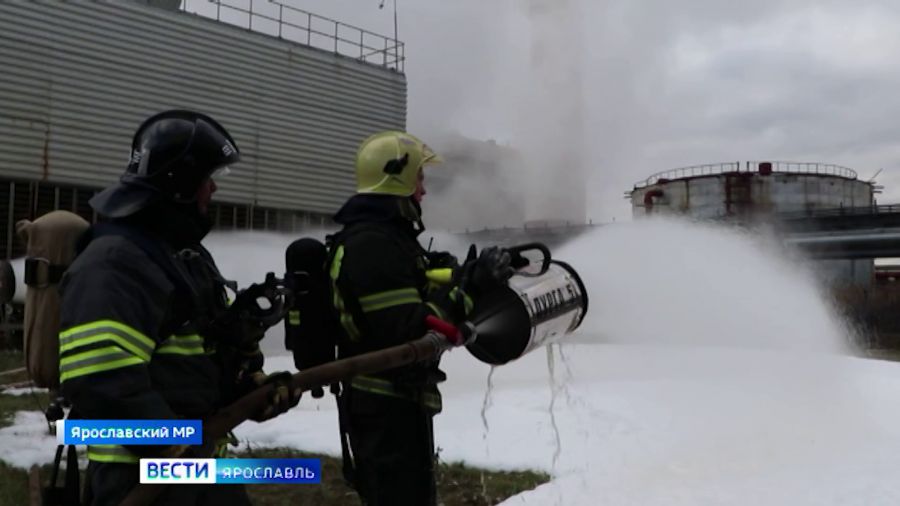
xmin=643 ymin=189 xmax=664 ymax=215
xmin=785 ymin=230 xmax=900 ymax=259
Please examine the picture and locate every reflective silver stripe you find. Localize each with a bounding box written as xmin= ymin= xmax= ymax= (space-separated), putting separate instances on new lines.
xmin=59 ymin=347 xmax=134 ymax=374
xmin=59 ymin=345 xmax=145 ymax=382
xmin=60 ymin=321 xmax=154 ymax=361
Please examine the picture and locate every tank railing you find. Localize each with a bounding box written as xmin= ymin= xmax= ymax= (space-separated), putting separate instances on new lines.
xmin=444 ymin=221 xmax=603 ymax=235
xmin=635 ymin=160 xmax=859 ymax=188
xmin=635 ymin=162 xmax=741 ymax=188
xmin=179 ymin=0 xmax=404 ymax=72
xmin=745 ymin=161 xmax=857 ymax=180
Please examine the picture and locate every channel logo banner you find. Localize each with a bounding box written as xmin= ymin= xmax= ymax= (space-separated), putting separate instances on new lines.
xmin=58 ymin=419 xmax=202 ymax=445
xmin=139 ymin=458 xmax=321 ymax=484
xmin=216 ymin=459 xmax=321 ymax=484
xmin=140 ymin=459 xmax=216 ymax=484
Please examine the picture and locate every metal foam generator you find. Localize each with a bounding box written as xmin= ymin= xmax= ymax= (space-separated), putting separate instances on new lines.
xmin=465 ymin=244 xmax=588 ymax=365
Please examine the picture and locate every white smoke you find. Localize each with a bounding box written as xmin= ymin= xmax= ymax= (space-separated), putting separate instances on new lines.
xmin=556 ymin=218 xmax=852 ymax=353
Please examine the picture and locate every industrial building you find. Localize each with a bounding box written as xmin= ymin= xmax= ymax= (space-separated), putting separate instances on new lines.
xmin=0 ymin=0 xmax=406 ymax=258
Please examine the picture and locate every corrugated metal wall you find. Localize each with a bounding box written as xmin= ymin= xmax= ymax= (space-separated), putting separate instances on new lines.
xmin=0 ymin=1 xmax=407 ymax=214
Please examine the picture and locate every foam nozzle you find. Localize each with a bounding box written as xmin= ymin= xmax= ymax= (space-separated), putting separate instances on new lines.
xmin=465 ymin=260 xmax=588 ymax=365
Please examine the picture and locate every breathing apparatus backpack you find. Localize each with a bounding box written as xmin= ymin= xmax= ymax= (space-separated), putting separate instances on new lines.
xmin=281 ymin=226 xmax=440 ymax=391
xmin=283 ymin=237 xmax=341 ymax=398
xmin=15 ymin=211 xmax=91 ymax=391
xmin=15 ymin=211 xmax=217 ymax=393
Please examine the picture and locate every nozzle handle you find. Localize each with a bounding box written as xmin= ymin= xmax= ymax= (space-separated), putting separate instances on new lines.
xmin=425 ymin=315 xmax=462 ymax=345
xmin=506 ymin=242 xmax=552 ymax=276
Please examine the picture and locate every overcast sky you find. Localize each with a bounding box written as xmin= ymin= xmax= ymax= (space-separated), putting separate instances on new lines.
xmin=192 ymin=0 xmax=900 ymax=222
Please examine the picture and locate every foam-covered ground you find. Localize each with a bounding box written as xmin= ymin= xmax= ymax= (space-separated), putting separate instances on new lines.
xmin=234 ymin=344 xmax=900 ymax=505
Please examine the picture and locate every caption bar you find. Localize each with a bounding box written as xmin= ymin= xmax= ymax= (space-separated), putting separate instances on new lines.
xmin=58 ymin=420 xmax=203 ymax=445
xmin=140 ymin=458 xmax=321 ymax=484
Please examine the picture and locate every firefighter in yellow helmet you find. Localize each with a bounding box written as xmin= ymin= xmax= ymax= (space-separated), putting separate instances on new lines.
xmin=327 ymin=131 xmax=509 ymax=505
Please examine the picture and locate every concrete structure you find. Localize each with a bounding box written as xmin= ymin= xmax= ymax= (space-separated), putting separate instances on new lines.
xmin=0 ymin=0 xmax=406 ymax=257
xmin=629 ymin=161 xmax=878 ymax=286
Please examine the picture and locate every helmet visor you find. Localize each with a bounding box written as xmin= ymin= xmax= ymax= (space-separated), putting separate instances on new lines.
xmin=421 ymin=143 xmax=444 ymax=166
xmin=212 ymin=166 xmax=232 ymax=179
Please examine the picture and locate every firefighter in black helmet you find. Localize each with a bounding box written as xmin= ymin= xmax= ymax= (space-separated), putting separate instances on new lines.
xmin=60 ymin=110 xmax=300 ymax=506
xmin=328 ymin=131 xmax=513 ymax=505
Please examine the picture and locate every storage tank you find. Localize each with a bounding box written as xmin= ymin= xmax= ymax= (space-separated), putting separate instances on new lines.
xmin=629 ymin=161 xmax=876 ymax=286
xmin=629 ymin=161 xmax=874 ymax=220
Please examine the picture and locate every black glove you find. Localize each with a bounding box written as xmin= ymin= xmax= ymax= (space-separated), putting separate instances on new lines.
xmin=207 ymin=274 xmax=292 ymax=347
xmin=462 ymin=246 xmax=514 ymax=296
xmin=426 ymin=250 xmax=459 ymax=269
xmin=249 ymin=371 xmax=303 ymax=422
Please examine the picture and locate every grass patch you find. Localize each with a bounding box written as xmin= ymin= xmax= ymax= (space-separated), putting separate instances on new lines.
xmin=0 ymin=388 xmax=53 ymax=506
xmin=0 ymin=460 xmax=33 ymax=506
xmin=239 ymin=446 xmax=549 ymax=506
xmin=0 ymin=350 xmax=29 ymax=387
xmin=0 ymin=350 xmax=23 ymax=373
xmin=0 ymin=444 xmax=549 ymax=506
xmin=435 ymin=460 xmax=551 ymax=506
xmin=0 ymin=391 xmax=49 ymax=429
xmin=861 ymin=348 xmax=900 ymax=362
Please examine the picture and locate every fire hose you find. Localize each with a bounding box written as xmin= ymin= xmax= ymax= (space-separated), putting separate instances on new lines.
xmin=119 ymin=316 xmax=467 ymax=506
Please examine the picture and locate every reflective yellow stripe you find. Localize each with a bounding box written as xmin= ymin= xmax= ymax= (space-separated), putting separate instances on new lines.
xmin=61 ymin=346 xmax=135 ymax=375
xmin=426 ymin=302 xmax=447 ymax=321
xmin=330 ymin=245 xmax=361 ymax=341
xmin=423 ymin=392 xmax=442 ymax=412
xmin=60 ymin=355 xmax=145 ymax=382
xmin=351 ymin=376 xmax=405 ymax=399
xmin=426 ymin=268 xmax=453 ymax=285
xmin=350 ymin=375 xmax=442 ymax=411
xmin=87 ymin=445 xmax=139 ymax=464
xmin=288 ymin=310 xmax=301 ymax=326
xmin=60 ymin=320 xmax=154 ymax=362
xmin=450 ymin=287 xmax=474 ymax=315
xmin=329 ymin=245 xmax=344 ymax=280
xmin=156 ymin=334 xmax=205 ymax=356
xmin=358 ymin=287 xmax=422 ymax=313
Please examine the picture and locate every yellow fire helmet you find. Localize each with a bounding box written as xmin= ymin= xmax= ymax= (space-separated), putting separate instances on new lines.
xmin=355 ymin=131 xmax=443 ymax=196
